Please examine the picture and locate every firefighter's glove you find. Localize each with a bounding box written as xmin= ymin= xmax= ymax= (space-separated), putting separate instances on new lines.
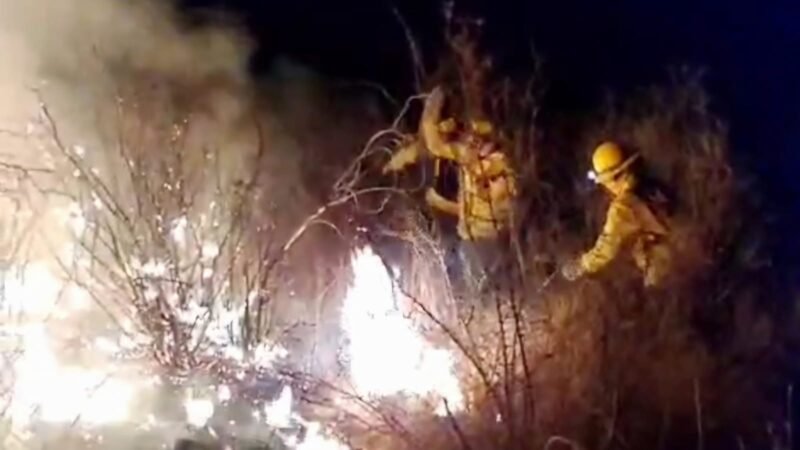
xmin=561 ymin=259 xmax=584 ymax=281
xmin=425 ymin=187 xmax=441 ymax=206
xmin=382 ymin=140 xmax=421 ymax=174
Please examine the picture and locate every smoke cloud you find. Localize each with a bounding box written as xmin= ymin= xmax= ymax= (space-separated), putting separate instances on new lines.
xmin=0 ymin=0 xmax=378 ymax=289
xmin=0 ymin=1 xmax=383 ymax=447
xmin=0 ymin=0 xmax=256 ymax=225
xmin=0 ymin=0 xmax=251 ymax=93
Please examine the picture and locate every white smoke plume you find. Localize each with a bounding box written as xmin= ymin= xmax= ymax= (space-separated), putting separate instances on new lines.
xmin=0 ymin=0 xmax=251 ymax=99
xmin=0 ymin=1 xmax=380 ymax=448
xmin=0 ymin=0 xmax=258 ymax=255
xmin=0 ymin=0 xmax=375 ymax=339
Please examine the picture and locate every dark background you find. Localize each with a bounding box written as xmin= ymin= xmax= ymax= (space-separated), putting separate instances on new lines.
xmin=181 ymin=0 xmax=800 ymax=264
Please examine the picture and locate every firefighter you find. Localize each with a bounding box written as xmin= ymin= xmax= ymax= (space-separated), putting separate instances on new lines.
xmin=562 ymin=142 xmax=672 ymax=287
xmin=383 ymin=87 xmax=518 ymax=294
xmin=383 ymin=86 xmax=518 ymax=241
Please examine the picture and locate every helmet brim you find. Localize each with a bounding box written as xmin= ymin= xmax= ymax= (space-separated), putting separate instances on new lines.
xmin=592 ymin=153 xmax=640 ymax=184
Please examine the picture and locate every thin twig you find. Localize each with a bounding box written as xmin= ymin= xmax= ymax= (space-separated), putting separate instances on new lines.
xmin=443 ymin=399 xmax=473 ymax=450
xmin=694 ymin=378 xmax=704 ymax=450
xmin=787 ymin=384 xmax=794 ymax=450
xmin=544 ymin=436 xmax=584 ymax=450
xmin=390 ymin=5 xmax=426 ymax=91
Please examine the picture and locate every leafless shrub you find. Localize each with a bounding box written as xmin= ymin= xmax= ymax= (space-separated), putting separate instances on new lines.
xmin=9 ymin=75 xmax=292 ymax=382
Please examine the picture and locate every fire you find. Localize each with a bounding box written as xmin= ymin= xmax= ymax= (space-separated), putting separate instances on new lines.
xmin=0 ymin=211 xmax=459 ymax=449
xmin=296 ymin=422 xmax=350 ymax=450
xmin=184 ymin=395 xmax=215 ymax=428
xmin=264 ymin=385 xmax=293 ymax=428
xmin=3 ymin=263 xmax=137 ymax=428
xmin=341 ymin=247 xmax=464 ymax=413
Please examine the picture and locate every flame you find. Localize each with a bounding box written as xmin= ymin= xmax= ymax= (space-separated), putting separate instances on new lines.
xmin=3 ymin=262 xmax=63 ymax=316
xmin=2 ymin=261 xmax=138 ymax=431
xmin=341 ymin=247 xmax=463 ymax=413
xmin=264 ymin=385 xmax=293 ymax=428
xmin=260 ymin=385 xmax=349 ymax=450
xmin=296 ymin=422 xmax=350 ymax=450
xmin=184 ymin=395 xmax=215 ymax=428
xmin=0 ymin=198 xmax=457 ymax=450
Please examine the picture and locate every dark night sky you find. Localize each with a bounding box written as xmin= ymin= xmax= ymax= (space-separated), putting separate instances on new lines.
xmin=183 ymin=0 xmax=800 ymax=259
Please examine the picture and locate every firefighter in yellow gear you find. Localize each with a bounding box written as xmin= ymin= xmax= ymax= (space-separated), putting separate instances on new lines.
xmin=383 ymin=86 xmax=518 ymax=241
xmin=562 ymin=142 xmax=672 ymax=287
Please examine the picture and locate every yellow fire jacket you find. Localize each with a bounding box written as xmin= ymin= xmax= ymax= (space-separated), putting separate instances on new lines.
xmin=419 ymin=95 xmax=517 ymax=240
xmin=423 ymin=145 xmax=517 ymax=240
xmin=580 ymin=182 xmax=671 ymax=287
xmin=383 ymin=88 xmax=518 ymax=241
xmin=384 ymin=137 xmax=518 ymax=241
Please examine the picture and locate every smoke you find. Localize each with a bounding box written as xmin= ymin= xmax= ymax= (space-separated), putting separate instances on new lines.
xmin=0 ymin=0 xmax=258 ymax=250
xmin=0 ymin=1 xmax=253 ymax=444
xmin=0 ymin=1 xmax=385 ymax=447
xmin=0 ymin=0 xmax=251 ymax=95
xmin=0 ymin=0 xmax=377 ymax=281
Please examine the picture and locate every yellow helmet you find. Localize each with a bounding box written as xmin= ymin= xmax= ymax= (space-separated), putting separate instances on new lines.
xmin=438 ymin=118 xmax=458 ymax=134
xmin=469 ymin=119 xmax=494 ymax=136
xmin=589 ymin=141 xmax=639 ymax=183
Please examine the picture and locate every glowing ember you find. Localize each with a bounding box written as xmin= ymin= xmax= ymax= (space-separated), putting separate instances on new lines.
xmin=341 ymin=247 xmax=464 ymax=413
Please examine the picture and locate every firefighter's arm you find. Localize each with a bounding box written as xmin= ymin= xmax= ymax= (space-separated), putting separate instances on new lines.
xmin=382 ymin=139 xmax=423 ymax=174
xmin=420 ymin=87 xmax=462 ymax=162
xmin=579 ymin=199 xmax=638 ymax=274
xmin=425 ymin=188 xmax=460 ymax=217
